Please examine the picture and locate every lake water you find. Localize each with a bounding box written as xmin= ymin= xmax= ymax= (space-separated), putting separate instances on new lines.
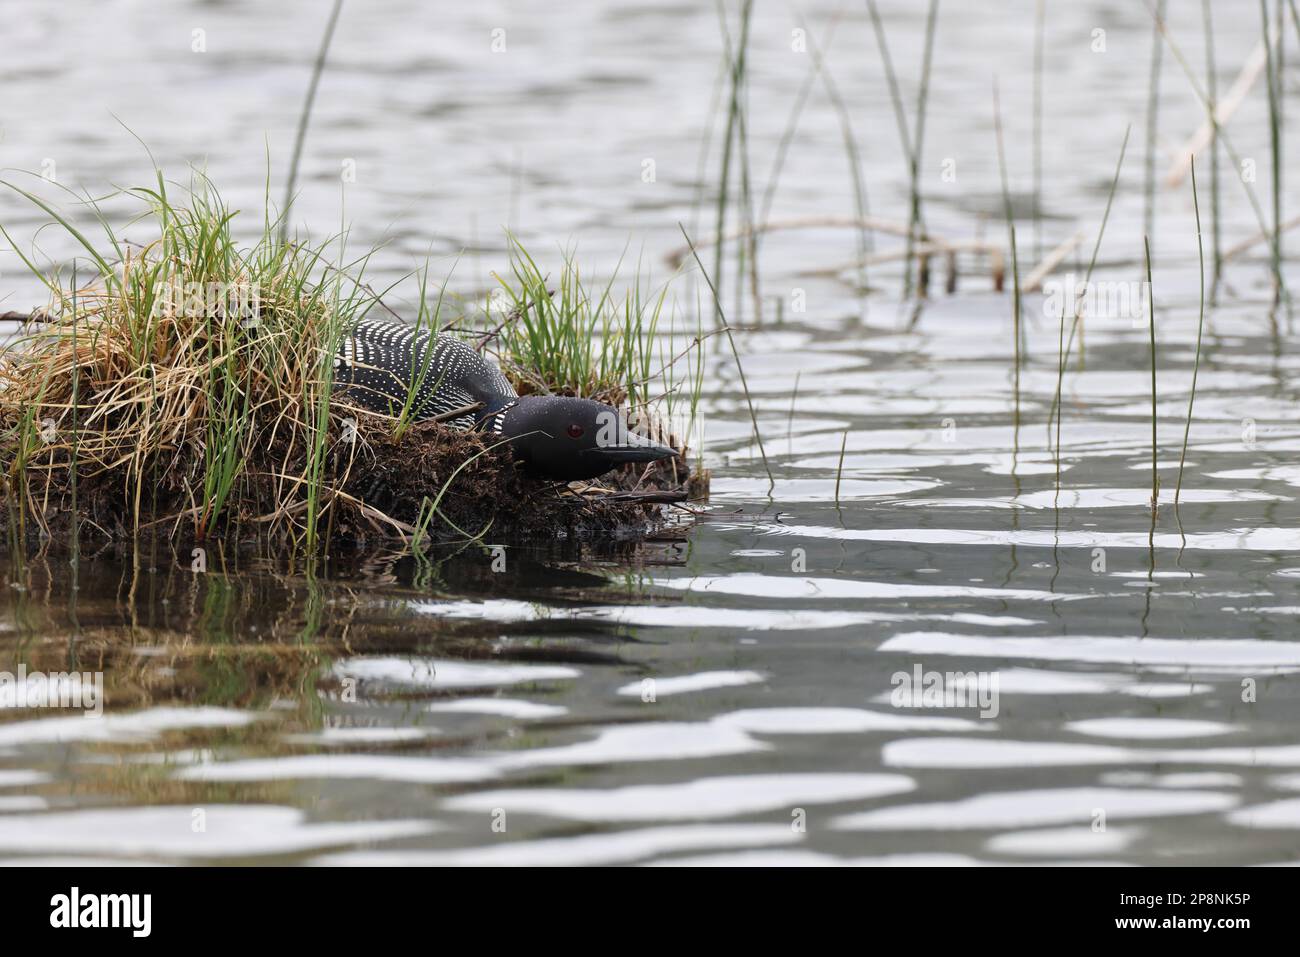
xmin=2 ymin=0 xmax=1300 ymax=865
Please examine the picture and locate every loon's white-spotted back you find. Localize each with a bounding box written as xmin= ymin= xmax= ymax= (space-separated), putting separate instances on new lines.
xmin=333 ymin=318 xmax=517 ymax=428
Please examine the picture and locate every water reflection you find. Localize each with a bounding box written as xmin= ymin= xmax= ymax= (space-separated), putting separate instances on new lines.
xmin=3 ymin=0 xmax=1300 ymax=866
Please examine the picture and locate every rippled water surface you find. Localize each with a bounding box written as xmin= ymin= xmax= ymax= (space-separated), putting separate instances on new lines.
xmin=3 ymin=0 xmax=1300 ymax=865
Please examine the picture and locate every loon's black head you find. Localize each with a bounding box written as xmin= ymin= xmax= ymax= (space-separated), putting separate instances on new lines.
xmin=494 ymin=395 xmax=676 ymax=481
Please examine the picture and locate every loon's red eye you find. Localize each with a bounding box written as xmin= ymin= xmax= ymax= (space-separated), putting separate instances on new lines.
xmin=567 ymin=423 xmax=584 ymax=439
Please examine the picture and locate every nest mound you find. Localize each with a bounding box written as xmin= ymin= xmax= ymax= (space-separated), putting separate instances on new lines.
xmin=0 ymin=403 xmax=699 ymax=548
xmin=0 ymin=182 xmax=704 ymax=550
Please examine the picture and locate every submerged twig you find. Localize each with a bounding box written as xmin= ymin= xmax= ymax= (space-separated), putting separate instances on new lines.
xmin=1021 ymin=231 xmax=1086 ymax=294
xmin=1164 ymin=41 xmax=1266 ymax=188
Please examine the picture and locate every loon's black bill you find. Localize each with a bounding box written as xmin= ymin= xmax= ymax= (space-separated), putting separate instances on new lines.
xmin=588 ymin=441 xmax=677 ymax=465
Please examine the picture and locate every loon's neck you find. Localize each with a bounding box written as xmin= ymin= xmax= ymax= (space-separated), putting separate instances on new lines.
xmin=478 ymin=398 xmax=520 ymax=436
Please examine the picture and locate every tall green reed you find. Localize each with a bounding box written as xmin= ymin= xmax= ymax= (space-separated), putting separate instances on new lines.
xmin=993 ymin=79 xmax=1022 ymax=458
xmin=1202 ymin=0 xmax=1222 ymax=293
xmin=866 ymin=0 xmax=939 ymax=298
xmin=711 ymin=0 xmax=755 ymax=328
xmin=1050 ymin=127 xmax=1131 ymax=502
xmin=1262 ymin=0 xmax=1283 ymax=303
xmin=680 ymin=224 xmax=772 ymax=487
xmin=1144 ymin=1 xmax=1166 ymax=259
xmin=281 ymin=0 xmax=345 ymax=245
xmin=1145 ymin=235 xmax=1158 ymax=513
xmin=1176 ymin=158 xmax=1207 ymax=506
xmin=1150 ymin=1 xmax=1283 ymax=298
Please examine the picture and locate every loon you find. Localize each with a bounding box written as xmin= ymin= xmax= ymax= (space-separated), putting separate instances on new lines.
xmin=333 ymin=317 xmax=676 ymax=481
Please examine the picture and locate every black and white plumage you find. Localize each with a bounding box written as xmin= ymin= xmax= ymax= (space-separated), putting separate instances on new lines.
xmin=333 ymin=317 xmax=518 ymax=431
xmin=333 ymin=317 xmax=677 ymax=481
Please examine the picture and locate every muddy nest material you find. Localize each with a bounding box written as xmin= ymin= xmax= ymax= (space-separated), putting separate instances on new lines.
xmin=325 ymin=416 xmax=702 ymax=543
xmin=0 ymin=353 xmax=702 ymax=547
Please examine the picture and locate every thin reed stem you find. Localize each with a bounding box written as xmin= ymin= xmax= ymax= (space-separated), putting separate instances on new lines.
xmin=711 ymin=0 xmax=754 ymax=328
xmin=1203 ymin=0 xmax=1222 ymax=293
xmin=834 ymin=432 xmax=847 ymax=507
xmin=993 ymin=79 xmax=1022 ymax=455
xmin=1145 ymin=235 xmax=1159 ymax=512
xmin=280 ymin=0 xmax=345 ymax=246
xmin=800 ymin=18 xmax=872 ymax=292
xmin=1148 ymin=0 xmax=1283 ymax=298
xmin=907 ymin=0 xmax=940 ymax=298
xmin=680 ymin=223 xmax=773 ymax=488
xmin=1263 ymin=0 xmax=1283 ymax=303
xmin=1144 ymin=1 xmax=1166 ymax=262
xmin=69 ymin=266 xmax=79 ymax=562
xmin=1032 ymin=0 xmax=1045 ymax=262
xmin=1176 ymin=159 xmax=1207 ymax=505
xmin=1048 ymin=126 xmax=1131 ymax=455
